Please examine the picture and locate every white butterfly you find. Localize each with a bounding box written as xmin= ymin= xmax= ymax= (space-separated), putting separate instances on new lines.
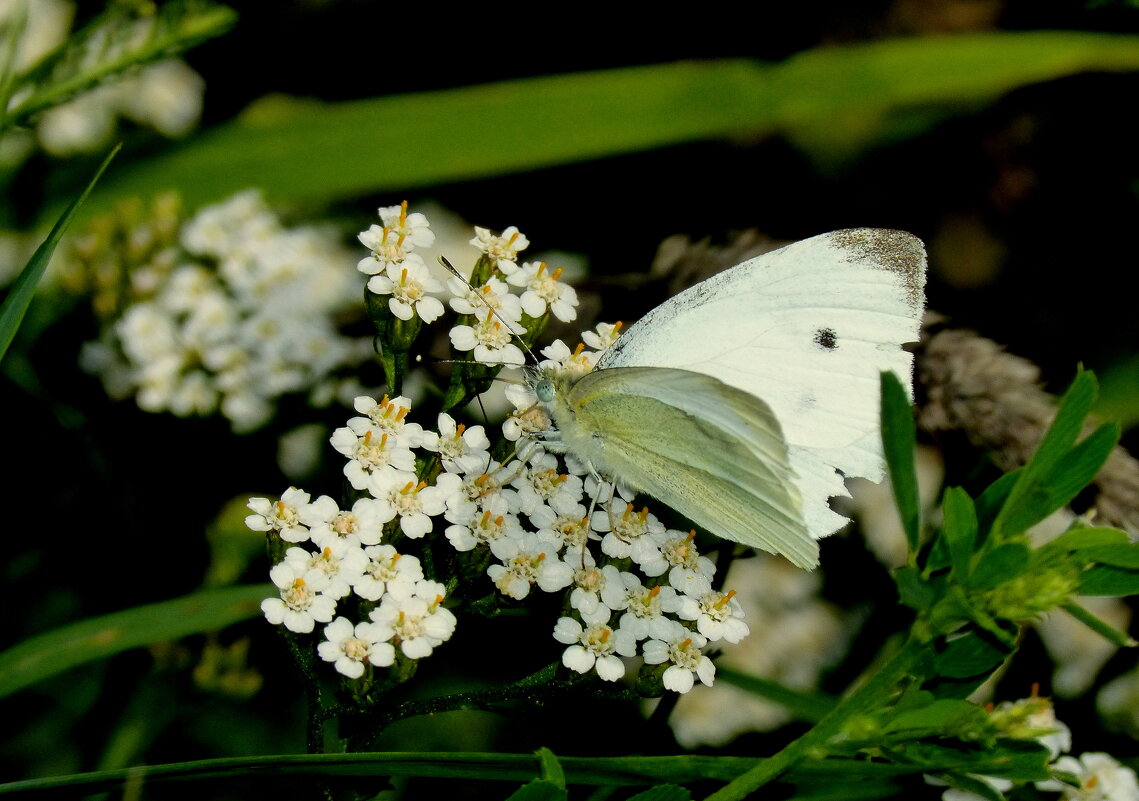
xmin=533 ymin=228 xmax=927 ymax=569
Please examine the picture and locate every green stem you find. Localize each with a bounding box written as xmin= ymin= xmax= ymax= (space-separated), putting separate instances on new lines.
xmin=701 ymin=632 xmax=930 ymax=801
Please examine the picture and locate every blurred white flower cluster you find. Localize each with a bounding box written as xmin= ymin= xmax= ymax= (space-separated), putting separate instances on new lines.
xmin=247 ymin=208 xmax=748 ymax=693
xmin=665 ymin=556 xmax=854 ymax=747
xmin=928 ymin=694 xmax=1139 ymax=801
xmin=76 ymin=190 xmax=374 ymax=431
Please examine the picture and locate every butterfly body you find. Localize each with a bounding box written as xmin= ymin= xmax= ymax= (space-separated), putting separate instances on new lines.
xmin=535 ymin=228 xmax=927 ymax=569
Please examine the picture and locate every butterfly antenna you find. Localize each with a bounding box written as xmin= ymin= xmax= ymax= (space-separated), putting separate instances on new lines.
xmin=438 ymin=256 xmax=544 ymax=367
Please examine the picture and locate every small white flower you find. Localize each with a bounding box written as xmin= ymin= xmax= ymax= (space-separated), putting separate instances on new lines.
xmin=301 ymin=495 xmax=387 ymax=548
xmin=568 ymin=562 xmax=612 ymax=625
xmin=369 ymin=470 xmax=452 ymax=539
xmin=470 ymin=225 xmax=529 ymax=265
xmin=487 ymin=531 xmax=574 ymax=600
xmin=283 ymin=543 xmax=367 ymax=601
xmin=245 ymin=487 xmax=312 ymax=543
xmin=317 ymin=617 xmax=395 ymax=679
xmin=449 ymin=309 xmax=526 ymax=366
xmin=539 ymin=339 xmax=597 ymax=377
xmin=330 ymin=426 xmax=416 ymax=491
xmin=1040 ymin=752 xmax=1139 ymax=801
xmin=378 ymin=201 xmax=435 ymax=249
xmin=357 ymin=201 xmax=434 ymax=275
xmin=448 ymin=276 xmax=523 ymax=322
xmin=594 ymin=502 xmax=666 ymax=568
xmin=421 ymin=413 xmax=492 ymax=474
xmin=657 ymin=530 xmax=717 ymax=592
xmin=262 ymin=564 xmax=336 ymax=633
xmin=553 ymin=615 xmax=636 ymax=681
xmin=642 ymin=618 xmax=715 ymax=694
xmin=599 ymin=569 xmax=681 ymax=640
xmin=509 ymin=452 xmax=585 ymax=516
xmin=366 ymin=255 xmax=445 ymax=323
xmin=925 ymin=774 xmax=1012 ymax=801
xmin=677 ymin=587 xmax=750 ymax=644
xmin=530 ymin=502 xmax=596 ymax=554
xmin=368 ymin=581 xmax=457 ymax=660
xmin=444 ymin=492 xmax=523 ymax=552
xmin=505 ymin=261 xmax=578 ymax=322
xmin=581 ymin=321 xmax=623 ymax=353
xmin=349 ymin=395 xmax=424 ymax=448
xmin=353 ymin=546 xmax=423 ymax=602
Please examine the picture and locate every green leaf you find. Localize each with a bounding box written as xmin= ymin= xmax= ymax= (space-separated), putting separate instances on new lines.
xmin=0 ymin=584 xmax=271 ymax=698
xmin=627 ymin=786 xmax=692 ymax=801
xmin=504 ymin=780 xmax=567 ymax=801
xmin=967 ymin=543 xmax=1030 ymax=592
xmin=1044 ymin=526 xmax=1131 ymax=553
xmin=536 ymin=748 xmax=565 ymax=789
xmin=933 ymin=630 xmax=1015 ymax=680
xmin=0 ymin=144 xmax=119 ymax=363
xmin=62 ymin=31 xmax=1139 ymax=220
xmin=881 ymin=698 xmax=985 ymax=737
xmin=941 ymin=488 xmax=979 ymax=578
xmin=974 ymin=470 xmax=1020 ymax=545
xmin=1077 ymin=543 xmax=1139 ymax=569
xmin=895 ymin=565 xmax=939 ymax=610
xmin=1079 ymin=565 xmax=1139 ymax=596
xmin=881 ymin=371 xmax=921 ymax=553
xmin=4 ymin=1 xmax=236 ymax=129
xmin=993 ymin=371 xmax=1118 ymax=538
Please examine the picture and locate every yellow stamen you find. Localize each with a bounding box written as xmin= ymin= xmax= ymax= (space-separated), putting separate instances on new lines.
xmin=714 ymin=590 xmax=737 ymax=609
xmin=680 ymin=638 xmax=692 ymax=650
xmin=551 ymin=267 xmax=563 ymax=281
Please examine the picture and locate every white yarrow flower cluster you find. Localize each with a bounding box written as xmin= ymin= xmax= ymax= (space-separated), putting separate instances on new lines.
xmin=78 ymin=190 xmax=373 ymax=431
xmin=252 ymin=395 xmax=457 ymax=677
xmin=248 ymin=209 xmax=742 ymax=692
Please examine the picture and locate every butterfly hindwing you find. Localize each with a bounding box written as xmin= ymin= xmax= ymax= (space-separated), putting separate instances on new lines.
xmin=555 ymin=366 xmax=817 ymax=568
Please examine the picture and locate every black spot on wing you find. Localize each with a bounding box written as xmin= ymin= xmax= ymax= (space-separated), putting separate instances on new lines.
xmin=814 ymin=327 xmax=838 ymax=350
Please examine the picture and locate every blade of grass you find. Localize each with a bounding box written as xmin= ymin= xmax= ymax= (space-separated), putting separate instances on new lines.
xmin=0 ymin=582 xmax=271 ymax=698
xmin=0 ymin=143 xmax=119 ymax=363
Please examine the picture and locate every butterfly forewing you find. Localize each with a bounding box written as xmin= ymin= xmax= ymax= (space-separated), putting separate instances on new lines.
xmin=595 ymin=229 xmax=927 ymax=542
xmin=558 ymin=366 xmax=817 ymax=568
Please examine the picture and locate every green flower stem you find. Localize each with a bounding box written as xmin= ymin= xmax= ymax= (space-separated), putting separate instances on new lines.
xmin=280 ymin=629 xmax=327 ymax=754
xmin=702 ymin=632 xmax=930 ymax=801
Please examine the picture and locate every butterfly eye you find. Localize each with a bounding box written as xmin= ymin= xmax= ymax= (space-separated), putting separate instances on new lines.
xmin=535 ymin=379 xmax=555 ymax=404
